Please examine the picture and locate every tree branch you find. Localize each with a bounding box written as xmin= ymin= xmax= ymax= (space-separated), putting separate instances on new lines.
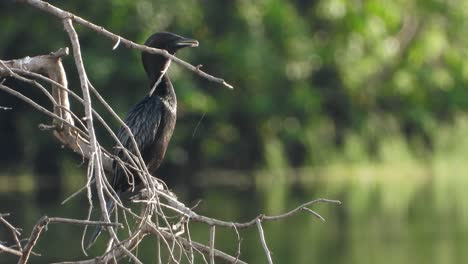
xmin=159 ymin=195 xmax=341 ymax=229
xmin=0 ymin=244 xmax=23 ymax=257
xmin=18 ymin=0 xmax=234 ymax=89
xmin=209 ymin=226 xmax=215 ymax=264
xmin=17 ymin=216 xmax=122 ymax=264
xmin=0 ymin=214 xmax=23 ymax=252
xmin=256 ymin=219 xmax=273 ymax=264
xmin=63 ymin=18 xmax=142 ymax=264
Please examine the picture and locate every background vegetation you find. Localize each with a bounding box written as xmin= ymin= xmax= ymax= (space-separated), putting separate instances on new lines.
xmin=2 ymin=0 xmax=468 ymax=263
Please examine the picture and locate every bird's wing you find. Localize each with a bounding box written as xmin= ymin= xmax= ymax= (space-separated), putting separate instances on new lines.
xmin=112 ymin=96 xmax=163 ymax=191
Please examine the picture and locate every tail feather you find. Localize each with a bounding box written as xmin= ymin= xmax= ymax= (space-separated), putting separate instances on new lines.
xmin=86 ymin=198 xmax=116 ymax=250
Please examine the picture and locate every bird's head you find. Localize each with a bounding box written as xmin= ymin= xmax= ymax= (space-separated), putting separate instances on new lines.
xmin=144 ymin=31 xmax=199 ymax=55
xmin=142 ymin=32 xmax=198 ymax=84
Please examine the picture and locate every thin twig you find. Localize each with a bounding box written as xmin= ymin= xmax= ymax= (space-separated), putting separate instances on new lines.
xmin=302 ymin=207 xmax=326 ymax=222
xmin=162 ymin=196 xmax=341 ymax=229
xmin=16 ymin=216 xmax=122 ymax=264
xmin=209 ymin=226 xmax=215 ymax=264
xmin=158 ymin=227 xmax=246 ymax=264
xmin=256 ymin=219 xmax=273 ymax=264
xmin=232 ymin=224 xmax=241 ymax=263
xmin=0 ymin=215 xmax=22 ymax=252
xmin=0 ymin=60 xmax=57 ymax=106
xmin=0 ymin=244 xmax=23 ymax=256
xmin=0 ymin=84 xmax=80 ymax=135
xmin=0 ymin=105 xmax=12 ymax=110
xmin=184 ymin=220 xmax=194 ymax=263
xmin=47 ymin=217 xmax=123 ymax=227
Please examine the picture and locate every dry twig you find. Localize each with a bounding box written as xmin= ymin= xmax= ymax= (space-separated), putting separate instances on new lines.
xmin=256 ymin=219 xmax=273 ymax=264
xmin=0 ymin=214 xmax=23 ymax=252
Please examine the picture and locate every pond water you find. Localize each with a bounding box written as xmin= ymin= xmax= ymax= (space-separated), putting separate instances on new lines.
xmin=1 ymin=166 xmax=468 ymax=263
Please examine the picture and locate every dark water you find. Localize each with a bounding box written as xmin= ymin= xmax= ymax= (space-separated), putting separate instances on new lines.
xmin=1 ymin=176 xmax=468 ymax=264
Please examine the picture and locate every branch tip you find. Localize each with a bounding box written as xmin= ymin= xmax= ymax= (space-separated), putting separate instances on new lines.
xmin=302 ymin=207 xmax=326 ymax=222
xmin=223 ymin=81 xmax=234 ymax=89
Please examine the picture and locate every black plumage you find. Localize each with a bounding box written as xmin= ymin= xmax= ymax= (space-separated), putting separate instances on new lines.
xmin=88 ymin=32 xmax=198 ymax=247
xmin=113 ymin=32 xmax=198 ymax=193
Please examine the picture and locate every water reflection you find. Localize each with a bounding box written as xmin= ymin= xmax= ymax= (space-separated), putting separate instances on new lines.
xmin=1 ymin=169 xmax=468 ymax=264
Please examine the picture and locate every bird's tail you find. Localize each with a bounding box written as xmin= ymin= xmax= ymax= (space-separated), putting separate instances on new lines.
xmin=86 ymin=197 xmax=116 ymax=250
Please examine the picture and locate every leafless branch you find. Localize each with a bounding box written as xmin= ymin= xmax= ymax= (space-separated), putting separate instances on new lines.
xmin=45 ymin=217 xmax=123 ymax=228
xmin=17 ymin=216 xmax=122 ymax=264
xmin=168 ymin=197 xmax=341 ymax=229
xmin=0 ymin=244 xmax=23 ymax=257
xmin=0 ymin=214 xmax=23 ymax=252
xmin=0 ymin=105 xmax=12 ymax=110
xmin=232 ymin=224 xmax=242 ymax=263
xmin=0 ymin=2 xmax=341 ymax=263
xmin=209 ymin=226 xmax=215 ymax=264
xmin=256 ymin=219 xmax=273 ymax=264
xmin=18 ymin=0 xmax=234 ymax=89
xmin=0 ymin=83 xmax=78 ymax=134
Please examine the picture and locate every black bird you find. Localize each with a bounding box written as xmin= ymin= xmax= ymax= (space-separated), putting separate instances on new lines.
xmin=113 ymin=33 xmax=198 ymax=193
xmin=88 ymin=32 xmax=198 ymax=247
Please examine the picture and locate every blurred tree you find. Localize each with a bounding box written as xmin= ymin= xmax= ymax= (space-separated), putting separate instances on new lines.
xmin=2 ymin=0 xmax=468 ymax=192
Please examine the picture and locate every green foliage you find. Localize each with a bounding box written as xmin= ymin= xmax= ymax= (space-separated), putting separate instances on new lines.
xmin=2 ymin=0 xmax=468 ymax=181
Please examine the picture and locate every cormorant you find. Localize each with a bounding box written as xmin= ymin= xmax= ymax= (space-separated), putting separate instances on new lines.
xmin=88 ymin=32 xmax=198 ymax=247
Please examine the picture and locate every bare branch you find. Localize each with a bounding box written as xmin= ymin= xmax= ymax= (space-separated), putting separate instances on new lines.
xmin=231 ymin=223 xmax=242 ymax=263
xmin=209 ymin=226 xmax=215 ymax=264
xmin=162 ymin=196 xmax=341 ymax=229
xmin=46 ymin=217 xmax=123 ymax=228
xmin=18 ymin=216 xmax=48 ymax=264
xmin=256 ymin=219 xmax=273 ymax=264
xmin=302 ymin=207 xmax=326 ymax=222
xmin=16 ymin=216 xmax=121 ymax=264
xmin=56 ymin=218 xmax=248 ymax=264
xmin=0 ymin=244 xmax=23 ymax=257
xmin=0 ymin=215 xmax=23 ymax=252
xmin=18 ymin=0 xmax=234 ymax=89
xmin=63 ymin=18 xmax=143 ymax=264
xmin=0 ymin=83 xmax=78 ymax=133
xmin=0 ymin=105 xmax=12 ymax=110
xmin=62 ymin=17 xmax=107 ymax=224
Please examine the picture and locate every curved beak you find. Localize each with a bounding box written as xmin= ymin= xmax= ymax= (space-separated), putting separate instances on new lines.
xmin=175 ymin=38 xmax=199 ymax=48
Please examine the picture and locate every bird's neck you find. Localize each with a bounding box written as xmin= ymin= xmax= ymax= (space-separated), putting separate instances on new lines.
xmin=147 ymin=57 xmax=170 ymax=92
xmin=149 ymin=72 xmax=177 ymax=112
xmin=150 ymin=75 xmax=173 ymax=97
xmin=144 ymin=55 xmax=177 ymax=109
